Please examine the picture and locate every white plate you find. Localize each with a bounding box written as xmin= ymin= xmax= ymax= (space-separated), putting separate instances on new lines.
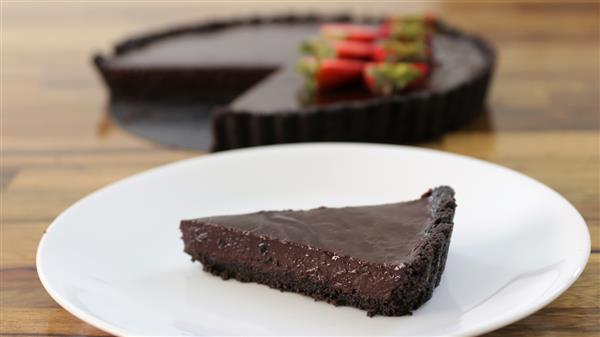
xmin=37 ymin=143 xmax=590 ymax=336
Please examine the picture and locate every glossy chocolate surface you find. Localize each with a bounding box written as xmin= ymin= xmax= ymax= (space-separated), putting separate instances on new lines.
xmin=190 ymin=197 xmax=430 ymax=265
xmin=105 ymin=23 xmax=487 ymax=110
xmin=109 ymin=24 xmax=316 ymax=68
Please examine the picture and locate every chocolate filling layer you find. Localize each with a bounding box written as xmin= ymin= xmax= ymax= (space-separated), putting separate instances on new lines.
xmin=181 ymin=186 xmax=457 ymax=316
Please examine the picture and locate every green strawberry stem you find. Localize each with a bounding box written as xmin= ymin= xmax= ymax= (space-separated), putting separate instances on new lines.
xmin=389 ymin=21 xmax=428 ymax=40
xmin=368 ymin=63 xmax=422 ymax=95
xmin=299 ymin=39 xmax=335 ymax=58
xmin=381 ymin=40 xmax=427 ymax=61
xmin=296 ymin=58 xmax=319 ymax=93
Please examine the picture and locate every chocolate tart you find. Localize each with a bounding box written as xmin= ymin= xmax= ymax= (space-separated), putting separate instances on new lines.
xmin=94 ymin=14 xmax=495 ymax=151
xmin=180 ymin=186 xmax=456 ymax=316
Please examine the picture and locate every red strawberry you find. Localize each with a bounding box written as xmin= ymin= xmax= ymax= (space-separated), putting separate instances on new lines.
xmin=300 ymin=38 xmax=375 ymax=60
xmin=423 ymin=12 xmax=437 ymax=26
xmin=409 ymin=63 xmax=430 ymax=88
xmin=320 ymin=23 xmax=380 ymax=42
xmin=363 ymin=62 xmax=429 ymax=95
xmin=301 ymin=38 xmax=430 ymax=63
xmin=372 ymin=40 xmax=430 ymax=62
xmin=334 ymin=40 xmax=375 ymax=59
xmin=297 ymin=57 xmax=366 ymax=91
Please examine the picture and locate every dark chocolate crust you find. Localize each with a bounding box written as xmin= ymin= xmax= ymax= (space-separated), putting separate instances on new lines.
xmin=94 ymin=14 xmax=495 ymax=151
xmin=180 ymin=186 xmax=456 ymax=316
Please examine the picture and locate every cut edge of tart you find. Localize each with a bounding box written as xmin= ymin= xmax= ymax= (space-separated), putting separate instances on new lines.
xmin=180 ymin=186 xmax=457 ymax=317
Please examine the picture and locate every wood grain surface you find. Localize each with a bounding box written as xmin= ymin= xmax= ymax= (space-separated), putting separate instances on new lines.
xmin=1 ymin=1 xmax=599 ymax=336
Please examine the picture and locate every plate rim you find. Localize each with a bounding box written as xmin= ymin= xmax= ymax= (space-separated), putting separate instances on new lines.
xmin=36 ymin=142 xmax=591 ymax=336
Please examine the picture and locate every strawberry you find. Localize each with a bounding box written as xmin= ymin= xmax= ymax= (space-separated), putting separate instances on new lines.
xmin=301 ymin=38 xmax=429 ymax=63
xmin=363 ymin=62 xmax=429 ymax=95
xmin=300 ymin=38 xmax=375 ymax=60
xmin=320 ymin=23 xmax=380 ymax=42
xmin=409 ymin=63 xmax=430 ymax=87
xmin=297 ymin=57 xmax=366 ymax=91
xmin=372 ymin=40 xmax=430 ymax=62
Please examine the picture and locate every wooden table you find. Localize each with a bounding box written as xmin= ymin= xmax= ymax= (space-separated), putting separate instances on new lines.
xmin=1 ymin=2 xmax=598 ymax=336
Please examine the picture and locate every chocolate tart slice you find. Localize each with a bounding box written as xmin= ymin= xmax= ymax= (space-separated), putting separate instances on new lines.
xmin=94 ymin=14 xmax=495 ymax=151
xmin=180 ymin=186 xmax=456 ymax=316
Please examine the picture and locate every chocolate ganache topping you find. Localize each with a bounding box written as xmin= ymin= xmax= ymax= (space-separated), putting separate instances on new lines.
xmin=197 ymin=198 xmax=430 ymax=265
